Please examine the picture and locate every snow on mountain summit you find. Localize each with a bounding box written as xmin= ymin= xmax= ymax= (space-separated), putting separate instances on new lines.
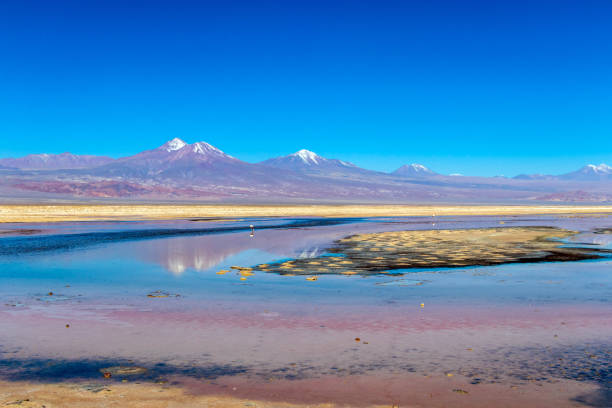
xmin=559 ymin=163 xmax=612 ymax=180
xmin=160 ymin=138 xmax=187 ymax=152
xmin=292 ymin=149 xmax=321 ymax=164
xmin=409 ymin=164 xmax=429 ymax=172
xmin=156 ymin=138 xmax=232 ymax=159
xmin=259 ymin=149 xmax=364 ymax=174
xmin=585 ymin=163 xmax=612 ymax=174
xmin=191 ymin=141 xmax=233 ymax=158
xmin=392 ymin=163 xmax=438 ymax=177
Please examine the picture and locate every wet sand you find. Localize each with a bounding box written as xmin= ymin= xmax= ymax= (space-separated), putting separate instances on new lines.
xmin=0 ymin=379 xmax=332 ymax=408
xmin=1 ymin=204 xmax=612 ymax=223
xmin=0 ymin=375 xmax=600 ymax=408
xmin=1 ymin=297 xmax=610 ymax=407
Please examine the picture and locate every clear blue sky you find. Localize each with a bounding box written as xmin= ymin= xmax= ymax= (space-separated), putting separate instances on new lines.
xmin=0 ymin=0 xmax=610 ymax=176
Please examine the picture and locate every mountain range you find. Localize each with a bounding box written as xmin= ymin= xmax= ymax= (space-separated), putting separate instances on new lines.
xmin=1 ymin=138 xmax=611 ymax=202
xmin=0 ymin=152 xmax=114 ymax=170
xmin=514 ymin=164 xmax=612 ymax=181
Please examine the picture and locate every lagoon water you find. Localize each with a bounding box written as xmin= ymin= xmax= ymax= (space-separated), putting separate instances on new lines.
xmin=0 ymin=215 xmax=611 ymax=406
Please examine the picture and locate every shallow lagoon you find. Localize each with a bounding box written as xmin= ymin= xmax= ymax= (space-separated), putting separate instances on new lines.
xmin=0 ymin=215 xmax=611 ymax=407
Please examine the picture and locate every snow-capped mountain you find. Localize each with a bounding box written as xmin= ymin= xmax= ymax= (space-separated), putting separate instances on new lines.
xmin=291 ymin=149 xmax=323 ymax=165
xmin=258 ymin=149 xmax=388 ymax=181
xmin=157 ymin=138 xmax=233 ymax=161
xmin=0 ymin=152 xmax=114 ymax=170
xmin=260 ymin=149 xmax=357 ymax=170
xmin=165 ymin=140 xmax=236 ymax=164
xmin=588 ymin=163 xmax=611 ymax=174
xmin=161 ymin=137 xmax=187 ymax=152
xmin=88 ymin=138 xmax=241 ymax=178
xmin=392 ymin=164 xmax=438 ymax=177
xmin=83 ymin=138 xmax=320 ymax=192
xmin=560 ymin=163 xmax=612 ymax=180
xmin=142 ymin=138 xmax=235 ymax=163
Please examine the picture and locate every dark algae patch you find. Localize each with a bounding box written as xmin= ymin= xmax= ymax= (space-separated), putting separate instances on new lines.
xmin=254 ymin=227 xmax=606 ymax=276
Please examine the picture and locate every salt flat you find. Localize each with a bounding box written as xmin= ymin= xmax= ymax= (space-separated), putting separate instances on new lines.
xmin=1 ymin=204 xmax=612 ymax=223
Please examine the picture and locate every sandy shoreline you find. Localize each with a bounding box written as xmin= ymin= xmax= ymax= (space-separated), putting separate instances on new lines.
xmin=0 ymin=374 xmax=601 ymax=408
xmin=1 ymin=204 xmax=612 ymax=223
xmin=0 ymin=379 xmax=334 ymax=408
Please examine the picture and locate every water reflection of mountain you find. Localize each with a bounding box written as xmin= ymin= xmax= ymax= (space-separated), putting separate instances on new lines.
xmin=131 ymin=227 xmax=338 ymax=275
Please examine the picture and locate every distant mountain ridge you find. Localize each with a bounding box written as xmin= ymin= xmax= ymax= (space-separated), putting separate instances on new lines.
xmin=0 ymin=138 xmax=610 ymax=202
xmin=84 ymin=138 xmax=311 ymax=190
xmin=1 ymin=139 xmax=608 ymax=180
xmin=0 ymin=152 xmax=114 ymax=170
xmin=560 ymin=164 xmax=612 ymax=180
xmin=514 ymin=164 xmax=612 ymax=181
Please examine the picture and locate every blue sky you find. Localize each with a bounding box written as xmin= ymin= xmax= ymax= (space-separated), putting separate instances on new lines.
xmin=0 ymin=0 xmax=610 ymax=176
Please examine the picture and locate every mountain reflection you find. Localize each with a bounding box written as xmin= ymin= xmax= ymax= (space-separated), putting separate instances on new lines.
xmin=129 ymin=227 xmax=335 ymax=275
